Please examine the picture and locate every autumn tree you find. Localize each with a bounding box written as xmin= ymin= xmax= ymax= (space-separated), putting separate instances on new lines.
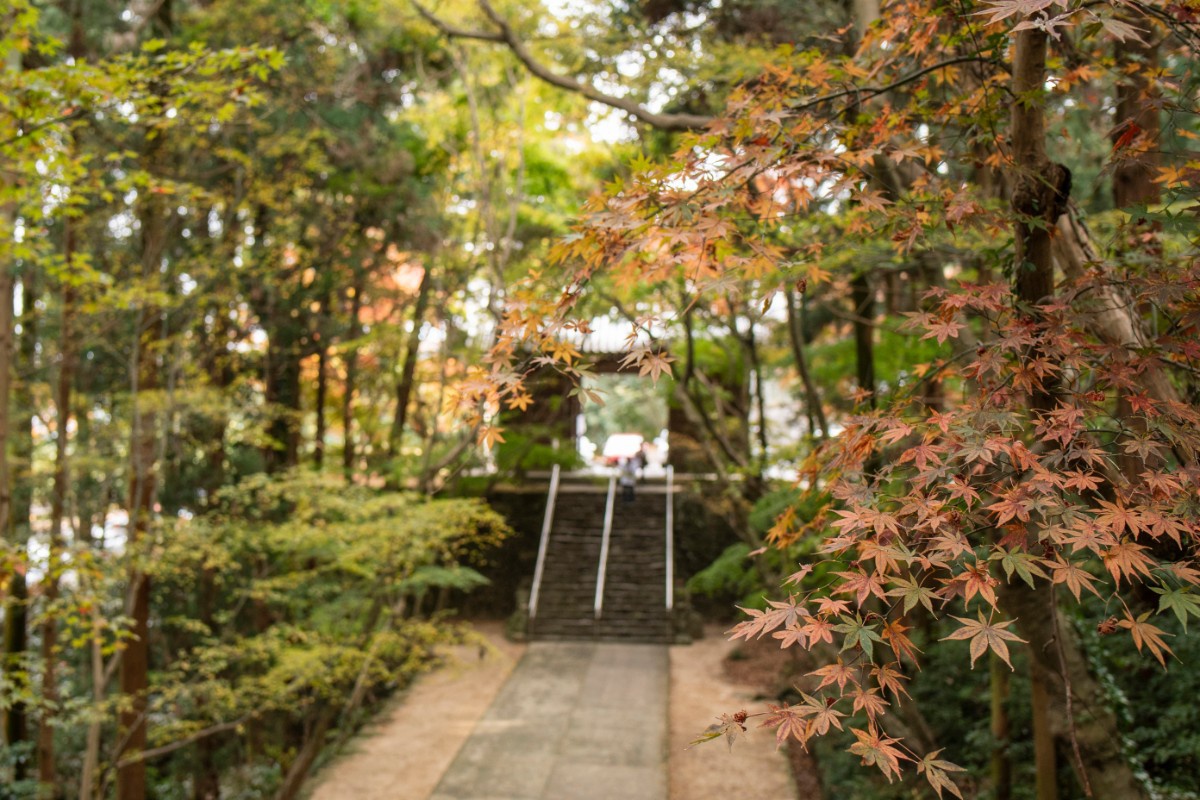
xmin=456 ymin=0 xmax=1200 ymax=795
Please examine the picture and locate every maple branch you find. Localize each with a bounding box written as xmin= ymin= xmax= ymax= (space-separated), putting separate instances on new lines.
xmin=413 ymin=0 xmax=716 ymax=132
xmin=789 ymin=54 xmax=1002 ymax=115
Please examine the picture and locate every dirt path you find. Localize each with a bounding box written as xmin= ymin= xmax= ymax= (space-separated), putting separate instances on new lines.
xmin=305 ymin=622 xmax=523 ymax=800
xmin=668 ymin=628 xmax=797 ymax=800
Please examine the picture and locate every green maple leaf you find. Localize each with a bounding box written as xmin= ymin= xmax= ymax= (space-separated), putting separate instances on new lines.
xmin=835 ymin=614 xmax=883 ymax=662
xmin=1152 ymin=586 xmax=1200 ymax=632
xmin=886 ymin=576 xmax=938 ymax=614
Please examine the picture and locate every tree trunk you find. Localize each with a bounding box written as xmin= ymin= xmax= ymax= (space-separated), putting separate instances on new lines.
xmin=12 ymin=279 xmax=37 ymax=792
xmin=851 ymin=272 xmax=875 ymax=407
xmin=12 ymin=270 xmax=36 ymax=787
xmin=1029 ymin=655 xmax=1058 ymax=800
xmin=741 ymin=322 xmax=770 ymax=476
xmin=785 ymin=288 xmax=827 ymax=439
xmin=388 ymin=265 xmax=432 ymax=458
xmin=0 ymin=189 xmax=25 ymax=780
xmin=1111 ymin=35 xmax=1160 ymax=210
xmin=314 ymin=333 xmax=327 ymax=470
xmin=1009 ymin=28 xmax=1067 ymax=312
xmin=41 ymin=227 xmax=73 ymax=795
xmin=990 ymin=652 xmax=1013 ymax=800
xmin=1006 ymin=23 xmax=1149 ymax=800
xmin=264 ymin=321 xmax=302 ymax=473
xmin=192 ymin=566 xmax=221 ymax=800
xmin=118 ymin=126 xmax=170 ymax=800
xmin=342 ymin=277 xmax=363 ymax=480
xmin=1002 ymin=583 xmax=1147 ymax=799
xmin=77 ymin=606 xmax=106 ymax=800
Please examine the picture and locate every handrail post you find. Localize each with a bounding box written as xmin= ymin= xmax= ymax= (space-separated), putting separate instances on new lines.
xmin=593 ymin=474 xmax=617 ymax=619
xmin=665 ymin=465 xmax=674 ymax=611
xmin=528 ymin=463 xmax=560 ymax=620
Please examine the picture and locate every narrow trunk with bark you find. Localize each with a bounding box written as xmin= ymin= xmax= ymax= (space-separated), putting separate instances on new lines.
xmin=342 ymin=277 xmax=363 ymax=480
xmin=0 ymin=220 xmax=24 ymax=777
xmin=118 ymin=127 xmax=169 ymax=800
xmin=264 ymin=320 xmax=302 ymax=473
xmin=314 ymin=337 xmax=328 ymax=469
xmin=785 ymin=288 xmax=827 ymax=439
xmin=1005 ymin=23 xmax=1149 ymax=800
xmin=388 ymin=265 xmax=432 ymax=458
xmin=851 ymin=272 xmax=875 ymax=407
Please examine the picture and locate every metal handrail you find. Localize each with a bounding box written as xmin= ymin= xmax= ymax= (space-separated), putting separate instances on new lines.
xmin=528 ymin=463 xmax=561 ymax=620
xmin=665 ymin=465 xmax=675 ymax=611
xmin=593 ymin=474 xmax=617 ymax=619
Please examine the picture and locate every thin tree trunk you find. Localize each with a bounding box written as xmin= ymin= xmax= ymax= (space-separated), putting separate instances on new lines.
xmin=192 ymin=566 xmax=221 ymax=800
xmin=0 ymin=179 xmax=24 ymax=778
xmin=1005 ymin=22 xmax=1149 ymax=800
xmin=990 ymin=652 xmax=1013 ymax=800
xmin=118 ymin=122 xmax=170 ymax=800
xmin=264 ymin=322 xmax=302 ymax=473
xmin=342 ymin=276 xmax=363 ymax=480
xmin=41 ymin=222 xmax=73 ymax=794
xmin=1111 ymin=32 xmax=1162 ymax=479
xmin=77 ymin=606 xmax=107 ymax=800
xmin=741 ymin=323 xmax=770 ymax=476
xmin=784 ymin=288 xmax=827 ymax=439
xmin=0 ymin=40 xmax=29 ymax=775
xmin=314 ymin=329 xmax=328 ymax=470
xmin=1029 ymin=657 xmax=1058 ymax=800
xmin=1111 ymin=35 xmax=1160 ymax=210
xmin=1008 ymin=25 xmax=1070 ymax=799
xmin=388 ymin=264 xmax=432 ymax=458
xmin=851 ymin=272 xmax=875 ymax=407
xmin=11 ymin=274 xmax=36 ymax=790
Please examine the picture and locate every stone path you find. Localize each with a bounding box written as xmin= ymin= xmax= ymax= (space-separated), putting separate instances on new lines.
xmin=431 ymin=642 xmax=668 ymax=800
xmin=307 ymin=626 xmax=524 ymax=800
xmin=305 ymin=625 xmax=799 ymax=800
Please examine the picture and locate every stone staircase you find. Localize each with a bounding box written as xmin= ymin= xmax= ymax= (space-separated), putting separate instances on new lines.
xmin=529 ymin=487 xmax=673 ymax=644
xmin=527 ymin=491 xmax=604 ymax=640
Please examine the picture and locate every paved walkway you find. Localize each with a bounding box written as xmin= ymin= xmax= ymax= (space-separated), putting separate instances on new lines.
xmin=308 ymin=627 xmax=524 ymax=800
xmin=431 ymin=642 xmax=668 ymax=800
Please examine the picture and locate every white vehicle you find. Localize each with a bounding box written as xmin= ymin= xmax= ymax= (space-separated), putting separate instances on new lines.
xmin=600 ymin=432 xmax=644 ymax=465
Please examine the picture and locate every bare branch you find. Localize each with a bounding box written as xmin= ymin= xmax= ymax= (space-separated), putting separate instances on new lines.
xmin=413 ymin=0 xmax=716 ymax=132
xmin=412 ymin=1 xmax=502 ymax=42
xmin=115 ymin=716 xmax=254 ymax=768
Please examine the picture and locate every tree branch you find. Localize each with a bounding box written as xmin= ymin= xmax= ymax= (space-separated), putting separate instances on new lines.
xmin=115 ymin=716 xmax=254 ymax=768
xmin=413 ymin=0 xmax=716 ymax=132
xmin=411 ymin=1 xmax=503 ymax=41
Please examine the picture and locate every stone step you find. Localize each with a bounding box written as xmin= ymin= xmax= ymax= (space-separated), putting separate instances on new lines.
xmin=527 ymin=491 xmax=674 ymax=643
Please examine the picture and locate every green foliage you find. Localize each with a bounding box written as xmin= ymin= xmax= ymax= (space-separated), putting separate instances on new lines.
xmin=139 ymin=472 xmax=510 ymax=782
xmin=686 ymin=542 xmax=765 ymax=609
xmin=1090 ymin=607 xmax=1200 ymax=796
xmin=582 ymin=373 xmax=669 ymax=445
xmin=492 ymin=428 xmax=585 ymax=475
xmin=689 ymin=486 xmax=828 ymax=609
